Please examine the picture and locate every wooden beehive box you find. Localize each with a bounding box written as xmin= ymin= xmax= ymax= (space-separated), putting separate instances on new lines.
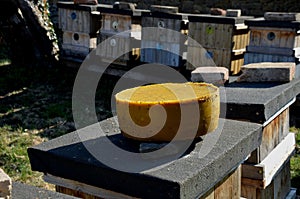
xmin=244 ymin=16 xmax=300 ymax=65
xmin=57 ymin=2 xmax=101 ymax=34
xmin=187 ymin=15 xmax=252 ymax=74
xmin=62 ymin=31 xmax=97 ymax=59
xmin=96 ymin=7 xmax=146 ymax=65
xmin=140 ymin=10 xmax=188 ymax=68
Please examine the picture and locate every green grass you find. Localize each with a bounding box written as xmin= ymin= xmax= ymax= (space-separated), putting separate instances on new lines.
xmin=0 ymin=125 xmax=49 ymax=188
xmin=290 ymin=127 xmax=300 ymax=193
xmin=0 ymin=60 xmax=113 ymax=189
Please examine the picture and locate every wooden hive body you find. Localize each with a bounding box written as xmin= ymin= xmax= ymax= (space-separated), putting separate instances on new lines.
xmin=187 ymin=15 xmax=252 ymax=74
xmin=57 ymin=2 xmax=101 ymax=60
xmin=244 ymin=17 xmax=300 ymax=65
xmin=140 ymin=11 xmax=187 ymax=68
xmin=97 ymin=8 xmax=144 ymax=65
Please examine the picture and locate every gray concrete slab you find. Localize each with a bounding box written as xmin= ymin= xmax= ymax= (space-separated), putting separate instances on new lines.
xmin=12 ymin=181 xmax=78 ymax=199
xmin=28 ymin=117 xmax=262 ymax=199
xmin=223 ymin=78 xmax=300 ymax=123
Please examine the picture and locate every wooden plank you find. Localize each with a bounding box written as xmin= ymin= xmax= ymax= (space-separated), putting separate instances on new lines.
xmin=44 ymin=174 xmax=140 ymax=199
xmin=241 ymin=185 xmax=257 ymax=199
xmin=241 ymin=160 xmax=292 ymax=199
xmin=243 ymin=133 xmax=295 ymax=188
xmin=58 ymin=7 xmax=100 ymax=34
xmin=273 ymin=161 xmax=291 ymax=199
xmin=249 ymin=28 xmax=296 ymax=49
xmin=244 ymin=52 xmax=296 ymax=65
xmin=101 ymin=13 xmax=132 ymax=33
xmin=242 ymin=164 xmax=264 ymax=180
xmin=200 ymin=188 xmax=214 ymax=199
xmin=214 ymin=166 xmax=241 ymax=199
xmin=97 ymin=33 xmax=131 ymax=62
xmin=56 ymin=186 xmax=102 ymax=199
xmin=247 ymin=46 xmax=296 ymax=56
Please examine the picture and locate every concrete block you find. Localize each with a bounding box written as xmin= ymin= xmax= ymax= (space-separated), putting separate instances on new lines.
xmin=237 ymin=62 xmax=295 ymax=82
xmin=226 ymin=9 xmax=241 ymax=17
xmin=0 ymin=169 xmax=12 ymax=199
xmin=264 ymin=12 xmax=300 ymax=21
xmin=210 ymin=8 xmax=226 ymax=16
xmin=28 ymin=117 xmax=262 ymax=199
xmin=191 ymin=66 xmax=229 ymax=85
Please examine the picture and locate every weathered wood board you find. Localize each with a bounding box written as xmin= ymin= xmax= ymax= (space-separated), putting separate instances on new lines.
xmin=44 ymin=174 xmax=139 ymax=199
xmin=49 ymin=166 xmax=241 ymax=199
xmin=100 ymin=13 xmax=132 ymax=34
xmin=187 ymin=47 xmax=245 ymax=74
xmin=62 ymin=31 xmax=96 ymax=58
xmin=246 ymin=108 xmax=290 ymax=164
xmin=200 ymin=166 xmax=241 ymax=199
xmin=57 ymin=2 xmax=101 ymax=34
xmin=244 ymin=52 xmax=297 ymax=65
xmin=96 ymin=8 xmax=143 ymax=65
xmin=242 ymin=160 xmax=291 ymax=199
xmin=243 ymin=132 xmax=294 ymax=186
xmin=140 ymin=41 xmax=181 ymax=67
xmin=96 ymin=33 xmax=131 ymax=62
xmin=140 ymin=12 xmax=186 ymax=67
xmin=248 ymin=27 xmax=300 ymax=50
xmin=187 ymin=15 xmax=250 ymax=74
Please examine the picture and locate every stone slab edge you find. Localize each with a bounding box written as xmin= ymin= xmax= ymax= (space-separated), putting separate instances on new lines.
xmin=28 ymin=118 xmax=262 ymax=199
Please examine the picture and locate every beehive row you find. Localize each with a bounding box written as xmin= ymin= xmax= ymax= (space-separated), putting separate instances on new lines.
xmin=57 ymin=2 xmax=253 ymax=74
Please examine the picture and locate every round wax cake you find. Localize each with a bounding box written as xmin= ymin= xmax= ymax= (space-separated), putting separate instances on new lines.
xmin=115 ymin=82 xmax=220 ymax=142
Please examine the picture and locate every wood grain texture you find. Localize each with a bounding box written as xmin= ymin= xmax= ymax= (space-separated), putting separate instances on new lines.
xmin=58 ymin=7 xmax=101 ymax=34
xmin=241 ymin=160 xmax=291 ymax=199
xmin=259 ymin=108 xmax=290 ymax=161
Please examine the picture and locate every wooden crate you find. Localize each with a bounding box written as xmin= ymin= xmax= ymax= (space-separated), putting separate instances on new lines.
xmin=62 ymin=31 xmax=97 ymax=58
xmin=246 ymin=107 xmax=290 ymax=164
xmin=187 ymin=15 xmax=251 ymax=74
xmin=200 ymin=166 xmax=241 ymax=199
xmin=241 ymin=132 xmax=295 ymax=199
xmin=140 ymin=12 xmax=187 ymax=67
xmin=96 ymin=8 xmax=143 ymax=65
xmin=57 ymin=2 xmax=101 ymax=34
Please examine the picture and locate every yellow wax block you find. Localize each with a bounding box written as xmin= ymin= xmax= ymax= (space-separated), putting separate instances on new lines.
xmin=115 ymin=82 xmax=220 ymax=142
